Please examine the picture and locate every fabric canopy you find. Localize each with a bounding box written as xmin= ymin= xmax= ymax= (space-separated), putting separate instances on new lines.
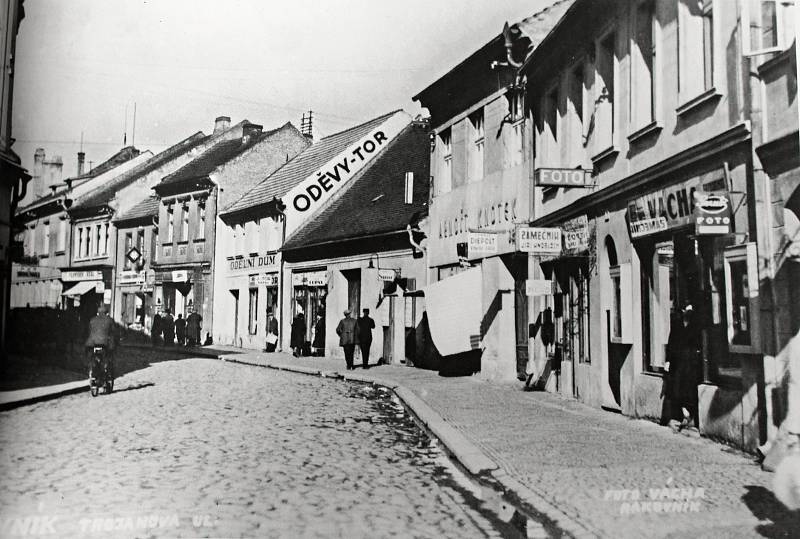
xmin=61 ymin=280 xmax=101 ymax=297
xmin=422 ymin=266 xmax=483 ymax=356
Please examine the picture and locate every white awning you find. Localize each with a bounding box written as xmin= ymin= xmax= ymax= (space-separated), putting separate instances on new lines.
xmin=422 ymin=266 xmax=483 ymax=356
xmin=61 ymin=280 xmax=101 ymax=297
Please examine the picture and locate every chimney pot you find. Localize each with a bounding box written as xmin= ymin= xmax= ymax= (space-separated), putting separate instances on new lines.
xmin=77 ymin=151 xmax=86 ymax=175
xmin=214 ymin=116 xmax=231 ymax=135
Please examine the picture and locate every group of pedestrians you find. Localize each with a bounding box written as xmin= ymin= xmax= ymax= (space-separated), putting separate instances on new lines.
xmin=336 ymin=308 xmax=374 ymax=370
xmin=150 ymin=308 xmax=202 ymax=347
xmin=288 ymin=312 xmax=326 ymax=357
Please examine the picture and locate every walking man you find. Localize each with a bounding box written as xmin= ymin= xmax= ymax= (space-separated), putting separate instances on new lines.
xmin=175 ymin=313 xmax=186 ymax=346
xmin=151 ymin=309 xmax=162 ymax=347
xmin=357 ymin=308 xmax=375 ymax=369
xmin=336 ymin=309 xmax=357 ymax=370
xmin=186 ymin=308 xmax=202 ymax=347
xmin=162 ymin=309 xmax=175 ymax=347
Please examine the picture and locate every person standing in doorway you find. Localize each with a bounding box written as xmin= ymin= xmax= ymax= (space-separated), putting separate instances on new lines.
xmin=175 ymin=313 xmax=186 ymax=346
xmin=186 ymin=308 xmax=202 ymax=347
xmin=357 ymin=308 xmax=375 ymax=369
xmin=312 ymin=312 xmax=326 ymax=356
xmin=665 ymin=304 xmax=702 ymax=430
xmin=151 ymin=309 xmax=162 ymax=347
xmin=336 ymin=309 xmax=357 ymax=370
xmin=290 ymin=313 xmax=306 ymax=357
xmin=162 ymin=310 xmax=175 ymax=347
xmin=265 ymin=309 xmax=279 ymax=353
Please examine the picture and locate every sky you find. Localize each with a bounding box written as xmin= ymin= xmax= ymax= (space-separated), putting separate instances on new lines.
xmin=13 ymin=0 xmax=557 ymax=177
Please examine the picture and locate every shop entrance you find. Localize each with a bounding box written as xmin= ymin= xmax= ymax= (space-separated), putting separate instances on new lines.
xmin=230 ymin=289 xmax=240 ymax=343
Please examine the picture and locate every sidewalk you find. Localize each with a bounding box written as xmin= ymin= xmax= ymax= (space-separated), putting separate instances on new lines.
xmin=218 ymin=348 xmax=798 ymax=538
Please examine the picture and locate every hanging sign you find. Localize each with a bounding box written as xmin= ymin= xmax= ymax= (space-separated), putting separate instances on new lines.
xmin=467 ymin=231 xmax=498 ymax=258
xmin=526 ymin=279 xmax=554 ymax=296
xmin=562 ymin=215 xmax=590 ymax=253
xmin=257 ymin=273 xmax=279 ymax=286
xmin=118 ymin=270 xmax=145 ymax=285
xmin=535 ymin=168 xmax=593 ymax=188
xmin=146 ymin=269 xmax=156 ymax=285
xmin=627 ymin=177 xmax=701 ymax=238
xmin=126 ymin=247 xmax=142 ymax=264
xmin=694 ymin=192 xmax=732 ymax=235
xmin=378 ymin=269 xmax=398 ymax=282
xmin=518 ymin=227 xmax=562 ymax=254
xmin=172 ymin=270 xmax=189 ymax=282
xmin=292 ymin=271 xmax=327 ymax=287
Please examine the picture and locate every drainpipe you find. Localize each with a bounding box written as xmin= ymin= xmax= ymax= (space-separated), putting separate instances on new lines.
xmin=274 ymin=199 xmax=287 ymax=352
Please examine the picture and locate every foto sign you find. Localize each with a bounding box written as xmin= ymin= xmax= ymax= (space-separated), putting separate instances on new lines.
xmin=467 ymin=231 xmax=498 ymax=258
xmin=518 ymin=227 xmax=562 ymax=254
xmin=526 ymin=279 xmax=554 ymax=296
xmin=535 ymin=168 xmax=592 ymax=188
xmin=694 ymin=192 xmax=732 ymax=235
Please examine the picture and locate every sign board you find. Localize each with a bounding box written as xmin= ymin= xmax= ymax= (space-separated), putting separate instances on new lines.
xmin=377 ymin=269 xmax=398 ymax=282
xmin=140 ymin=284 xmax=154 ymax=293
xmin=694 ymin=192 xmax=732 ymax=235
xmin=146 ymin=269 xmax=156 ymax=285
xmin=103 ymin=290 xmax=112 ymax=303
xmin=118 ymin=270 xmax=145 ymax=285
xmin=562 ymin=215 xmax=590 ymax=253
xmin=292 ymin=271 xmax=327 ymax=287
xmin=467 ymin=231 xmax=498 ymax=258
xmin=126 ymin=247 xmax=142 ymax=264
xmin=526 ymin=279 xmax=554 ymax=296
xmin=535 ymin=168 xmax=593 ymax=188
xmin=518 ymin=227 xmax=562 ymax=254
xmin=228 ymin=253 xmax=280 ymax=275
xmin=62 ymin=270 xmax=103 ymax=282
xmin=95 ymin=281 xmax=105 ymax=293
xmin=172 ymin=270 xmax=189 ymax=282
xmin=626 ymin=177 xmax=701 ymax=238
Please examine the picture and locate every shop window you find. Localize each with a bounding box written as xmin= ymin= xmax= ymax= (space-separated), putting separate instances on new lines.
xmin=743 ymin=0 xmax=796 ymax=57
xmin=248 ymin=287 xmax=258 ymax=335
xmin=642 ymin=242 xmax=674 ymax=372
xmin=678 ymin=0 xmax=716 ymax=105
xmin=594 ymin=30 xmax=616 ymax=153
xmin=632 ymin=0 xmax=657 ymax=129
xmin=438 ymin=128 xmax=452 ymax=194
xmin=724 ymin=243 xmax=761 ymax=354
xmin=468 ymin=109 xmax=484 ymax=182
xmin=605 ymin=236 xmax=632 ymax=344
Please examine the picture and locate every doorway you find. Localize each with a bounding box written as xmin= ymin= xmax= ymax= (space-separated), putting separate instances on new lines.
xmin=511 ymin=255 xmax=529 ymax=381
xmin=230 ymin=289 xmax=239 ymax=344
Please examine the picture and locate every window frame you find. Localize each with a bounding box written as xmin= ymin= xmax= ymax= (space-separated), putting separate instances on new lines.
xmin=468 ymin=109 xmax=485 ymax=182
xmin=248 ymin=286 xmax=259 ymax=335
xmin=438 ymin=128 xmax=453 ymax=195
xmin=723 ymin=242 xmax=761 ymax=354
xmin=593 ymin=27 xmax=618 ymax=159
xmin=42 ymin=221 xmax=50 ymax=256
xmin=677 ymin=0 xmax=720 ymax=110
xmin=742 ymin=0 xmax=796 ymax=57
xmin=630 ymin=0 xmax=659 ymax=131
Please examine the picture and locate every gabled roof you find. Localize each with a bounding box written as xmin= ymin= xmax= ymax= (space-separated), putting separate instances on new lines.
xmin=281 ymin=122 xmax=429 ymax=251
xmin=113 ymin=194 xmax=159 ymax=225
xmin=70 ymin=132 xmax=207 ymax=211
xmin=223 ymin=110 xmax=400 ymax=216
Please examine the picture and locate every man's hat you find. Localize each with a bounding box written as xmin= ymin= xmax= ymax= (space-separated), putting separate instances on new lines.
xmin=344 ymin=309 xmax=351 ymax=315
xmin=97 ymin=304 xmax=108 ymax=314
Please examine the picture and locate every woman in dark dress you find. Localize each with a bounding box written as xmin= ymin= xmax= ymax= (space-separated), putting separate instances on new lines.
xmin=290 ymin=313 xmax=306 ymax=357
xmin=666 ymin=304 xmax=702 ymax=429
xmin=312 ymin=313 xmax=325 ymax=356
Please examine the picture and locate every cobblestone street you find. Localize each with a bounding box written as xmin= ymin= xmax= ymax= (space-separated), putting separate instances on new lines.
xmin=0 ymin=358 xmax=522 ymax=538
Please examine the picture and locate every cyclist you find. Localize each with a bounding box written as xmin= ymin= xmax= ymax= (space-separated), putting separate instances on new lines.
xmin=85 ymin=304 xmax=116 ymax=382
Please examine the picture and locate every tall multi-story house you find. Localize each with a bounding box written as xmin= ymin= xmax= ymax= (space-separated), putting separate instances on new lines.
xmin=412 ymin=2 xmax=573 ymax=381
xmin=12 ymin=146 xmax=145 ymax=311
xmin=1 ymin=0 xmax=30 ymax=350
xmin=151 ymin=119 xmax=309 ymax=339
xmin=516 ymin=0 xmax=796 ymax=452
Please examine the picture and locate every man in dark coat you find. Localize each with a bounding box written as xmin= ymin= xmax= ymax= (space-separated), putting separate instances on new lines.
xmin=85 ymin=304 xmax=116 ymax=373
xmin=665 ymin=304 xmax=702 ymax=429
xmin=312 ymin=313 xmax=326 ymax=356
xmin=336 ymin=309 xmax=357 ymax=370
xmin=162 ymin=310 xmax=175 ymax=347
xmin=265 ymin=309 xmax=279 ymax=353
xmin=290 ymin=313 xmax=306 ymax=357
xmin=151 ymin=310 xmax=162 ymax=347
xmin=175 ymin=314 xmax=187 ymax=346
xmin=357 ymin=308 xmax=375 ymax=369
xmin=186 ymin=309 xmax=202 ymax=347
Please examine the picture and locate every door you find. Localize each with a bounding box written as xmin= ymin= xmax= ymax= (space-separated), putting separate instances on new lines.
xmin=231 ymin=290 xmax=240 ymax=344
xmin=512 ymin=256 xmax=529 ymax=380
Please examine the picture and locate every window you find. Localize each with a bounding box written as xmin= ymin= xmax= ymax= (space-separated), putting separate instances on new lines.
xmin=56 ymin=219 xmax=66 ymax=252
xmin=595 ymin=31 xmax=616 ymax=152
xmin=27 ymin=225 xmax=36 ymax=256
xmin=248 ymin=287 xmax=258 ymax=335
xmin=678 ymin=0 xmax=715 ymax=103
xmin=567 ymin=63 xmax=586 ymax=164
xmin=641 ymin=242 xmax=675 ymax=372
xmin=75 ymin=228 xmax=82 ymax=259
xmin=137 ymin=228 xmax=145 ymax=255
xmin=743 ymin=0 xmax=796 ymax=56
xmin=42 ymin=222 xmax=50 ymax=255
xmin=180 ymin=204 xmax=189 ymax=242
xmin=505 ymin=91 xmax=525 ymax=167
xmin=438 ymin=128 xmax=452 ymax=194
xmin=468 ymin=110 xmax=484 ymax=182
xmin=103 ymin=223 xmax=110 ymax=255
xmin=95 ymin=224 xmax=102 ymax=256
xmin=632 ymin=1 xmax=656 ymax=128
xmin=124 ymin=232 xmax=133 ymax=270
xmin=197 ymin=203 xmax=206 ymax=240
xmin=610 ymin=266 xmax=623 ymax=339
xmin=166 ymin=205 xmax=174 ymax=243
xmin=542 ymin=85 xmax=559 ymax=165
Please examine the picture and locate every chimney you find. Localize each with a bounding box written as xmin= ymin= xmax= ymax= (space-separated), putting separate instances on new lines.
xmin=300 ymin=111 xmax=313 ymax=141
xmin=77 ymin=151 xmax=85 ymax=175
xmin=242 ymin=122 xmax=263 ymax=144
xmin=213 ymin=115 xmax=231 ymax=135
xmin=31 ymin=148 xmax=45 ymax=200
xmin=45 ymin=156 xmax=63 ymax=194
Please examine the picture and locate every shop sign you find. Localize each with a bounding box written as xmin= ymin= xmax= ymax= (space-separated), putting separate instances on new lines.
xmin=526 ymin=279 xmax=554 ymax=296
xmin=562 ymin=215 xmax=590 ymax=253
xmin=146 ymin=269 xmax=156 ymax=285
xmin=95 ymin=282 xmax=105 ymax=293
xmin=118 ymin=270 xmax=145 ymax=285
xmin=257 ymin=273 xmax=279 ymax=286
xmin=535 ymin=168 xmax=592 ymax=188
xmin=228 ymin=253 xmax=279 ymax=274
xmin=13 ymin=265 xmax=41 ymax=280
xmin=63 ymin=270 xmax=104 ymax=282
xmin=518 ymin=227 xmax=562 ymax=254
xmin=627 ymin=178 xmax=700 ymax=238
xmin=292 ymin=271 xmax=327 ymax=287
xmin=140 ymin=284 xmax=154 ymax=293
xmin=694 ymin=192 xmax=732 ymax=235
xmin=378 ymin=269 xmax=398 ymax=282
xmin=467 ymin=231 xmax=498 ymax=258
xmin=126 ymin=247 xmax=142 ymax=264
xmin=172 ymin=270 xmax=188 ymax=282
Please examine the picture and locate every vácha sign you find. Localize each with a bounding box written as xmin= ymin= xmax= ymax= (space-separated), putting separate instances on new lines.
xmin=518 ymin=227 xmax=562 ymax=254
xmin=627 ymin=178 xmax=701 ymax=238
xmin=694 ymin=192 xmax=732 ymax=235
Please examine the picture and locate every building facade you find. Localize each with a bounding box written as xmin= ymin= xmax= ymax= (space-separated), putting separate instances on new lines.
xmin=518 ymin=0 xmax=797 ymax=451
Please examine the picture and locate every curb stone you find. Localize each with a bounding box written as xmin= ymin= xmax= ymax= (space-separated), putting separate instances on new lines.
xmin=0 ymin=381 xmax=88 ymax=410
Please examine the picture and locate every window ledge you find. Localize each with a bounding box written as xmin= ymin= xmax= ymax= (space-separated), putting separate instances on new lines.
xmin=676 ymin=88 xmax=721 ymax=117
xmin=39 ymin=254 xmax=49 ymax=259
xmin=193 ymin=238 xmax=205 ymax=243
xmin=641 ymin=369 xmax=666 ymax=378
xmin=591 ymin=146 xmax=619 ymax=166
xmin=226 ymin=256 xmax=234 ymax=261
xmin=627 ymin=121 xmax=663 ymax=144
xmin=176 ymin=240 xmax=189 ymax=246
xmin=55 ymin=251 xmax=65 ymax=256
